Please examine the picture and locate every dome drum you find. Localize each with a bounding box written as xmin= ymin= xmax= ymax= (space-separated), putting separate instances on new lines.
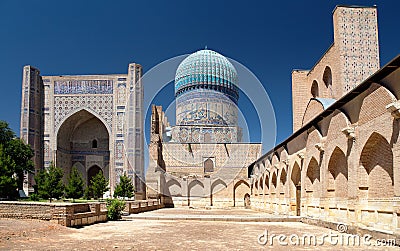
xmin=175 ymin=82 xmax=239 ymax=104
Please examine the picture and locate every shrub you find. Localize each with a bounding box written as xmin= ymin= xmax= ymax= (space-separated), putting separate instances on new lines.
xmin=106 ymin=198 xmax=126 ymax=220
xmin=29 ymin=193 xmax=40 ymax=201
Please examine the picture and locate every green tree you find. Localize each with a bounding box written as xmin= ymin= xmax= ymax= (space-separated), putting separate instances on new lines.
xmin=83 ymin=185 xmax=92 ymax=200
xmin=0 ymin=145 xmax=17 ymax=198
xmin=35 ymin=163 xmax=65 ymax=202
xmin=65 ymin=167 xmax=85 ymax=202
xmin=33 ymin=169 xmax=46 ymax=196
xmin=5 ymin=138 xmax=34 ymax=190
xmin=90 ymin=171 xmax=109 ymax=200
xmin=114 ymin=173 xmax=135 ymax=199
xmin=0 ymin=121 xmax=15 ymax=145
xmin=0 ymin=120 xmax=35 ymax=196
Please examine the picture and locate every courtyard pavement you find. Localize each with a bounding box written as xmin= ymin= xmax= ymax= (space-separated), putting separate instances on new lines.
xmin=0 ymin=208 xmax=398 ymax=250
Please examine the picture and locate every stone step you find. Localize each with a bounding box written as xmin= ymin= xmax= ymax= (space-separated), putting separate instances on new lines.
xmin=122 ymin=214 xmax=300 ymax=222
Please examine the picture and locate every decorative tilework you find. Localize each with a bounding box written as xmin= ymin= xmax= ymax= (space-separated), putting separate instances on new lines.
xmin=171 ymin=126 xmax=239 ymax=143
xmin=116 ymin=112 xmax=124 ymax=132
xmin=176 ymin=90 xmax=238 ymax=126
xmin=117 ymin=83 xmax=126 ymax=105
xmin=115 ymin=168 xmax=123 ymax=184
xmin=337 ymin=8 xmax=379 ymax=93
xmin=44 ymin=140 xmax=50 ymax=158
xmin=54 ymin=80 xmax=113 ymax=94
xmin=115 ymin=140 xmax=124 ymax=160
xmin=54 ymin=95 xmax=113 ymax=129
xmin=175 ymin=49 xmax=239 ymax=103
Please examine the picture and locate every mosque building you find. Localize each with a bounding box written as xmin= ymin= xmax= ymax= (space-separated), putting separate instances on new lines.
xmin=18 ymin=4 xmax=400 ymax=237
xmin=146 ymin=49 xmax=261 ymax=207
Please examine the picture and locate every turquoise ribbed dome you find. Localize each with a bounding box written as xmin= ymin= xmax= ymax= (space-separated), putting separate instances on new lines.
xmin=174 ymin=49 xmax=239 ymax=103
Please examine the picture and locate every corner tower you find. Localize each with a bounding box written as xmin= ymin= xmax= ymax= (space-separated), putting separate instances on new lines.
xmin=292 ymin=6 xmax=380 ymax=132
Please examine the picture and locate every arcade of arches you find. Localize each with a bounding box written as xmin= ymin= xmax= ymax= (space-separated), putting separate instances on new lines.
xmin=250 ymin=5 xmax=400 ymax=235
xmin=250 ymin=64 xmax=400 ymax=234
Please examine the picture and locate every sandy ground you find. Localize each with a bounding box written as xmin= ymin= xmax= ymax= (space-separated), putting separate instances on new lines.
xmin=0 ymin=209 xmax=398 ymax=250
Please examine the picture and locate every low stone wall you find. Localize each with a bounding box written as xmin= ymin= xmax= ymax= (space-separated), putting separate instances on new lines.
xmin=0 ymin=201 xmax=107 ymax=227
xmin=124 ymin=199 xmax=163 ymax=214
xmin=0 ymin=200 xmax=164 ymax=227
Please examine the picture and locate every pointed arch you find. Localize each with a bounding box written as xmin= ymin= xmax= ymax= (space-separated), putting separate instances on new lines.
xmin=188 ymin=179 xmax=205 ymax=198
xmin=204 ymin=158 xmax=214 ymax=172
xmin=323 ymin=66 xmax=332 ymax=88
xmin=359 ymin=132 xmax=393 ymax=198
xmin=271 ymin=172 xmax=277 ymax=189
xmin=166 ymin=179 xmax=182 ymax=197
xmin=264 ymin=173 xmax=270 ymax=194
xmin=279 ymin=168 xmax=287 ymax=196
xmin=87 ymin=165 xmax=103 ymax=185
xmin=55 ymin=108 xmax=111 ymax=138
xmin=290 ymin=162 xmax=301 ymax=198
xmin=211 ymin=178 xmax=227 ymax=196
xmin=234 ymin=180 xmax=250 ymax=207
xmin=306 ymin=157 xmax=320 ymax=197
xmin=56 ymin=109 xmax=110 ymax=184
xmin=280 ymin=168 xmax=287 ymax=186
xmin=311 ymin=80 xmax=319 ymax=98
xmin=327 ymin=147 xmax=348 ymax=198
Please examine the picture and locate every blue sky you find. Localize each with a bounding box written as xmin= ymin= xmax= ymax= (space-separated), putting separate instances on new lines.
xmin=0 ymin=0 xmax=399 ymax=148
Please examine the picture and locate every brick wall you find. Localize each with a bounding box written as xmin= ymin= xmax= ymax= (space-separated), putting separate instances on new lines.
xmin=292 ymin=6 xmax=379 ymax=132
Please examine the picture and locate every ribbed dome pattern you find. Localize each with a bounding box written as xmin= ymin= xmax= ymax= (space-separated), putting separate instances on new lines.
xmin=174 ymin=49 xmax=239 ymax=103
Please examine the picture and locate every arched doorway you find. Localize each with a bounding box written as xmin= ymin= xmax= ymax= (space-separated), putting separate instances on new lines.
xmin=233 ymin=180 xmax=250 ymax=207
xmin=291 ymin=162 xmax=301 ymax=216
xmin=88 ymin=165 xmax=102 ymax=185
xmin=244 ymin=193 xmax=251 ymax=208
xmin=56 ymin=109 xmax=110 ymax=184
xmin=280 ymin=168 xmax=287 ymax=198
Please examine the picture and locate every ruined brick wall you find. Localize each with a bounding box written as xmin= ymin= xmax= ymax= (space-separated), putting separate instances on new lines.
xmin=292 ymin=6 xmax=379 ymax=132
